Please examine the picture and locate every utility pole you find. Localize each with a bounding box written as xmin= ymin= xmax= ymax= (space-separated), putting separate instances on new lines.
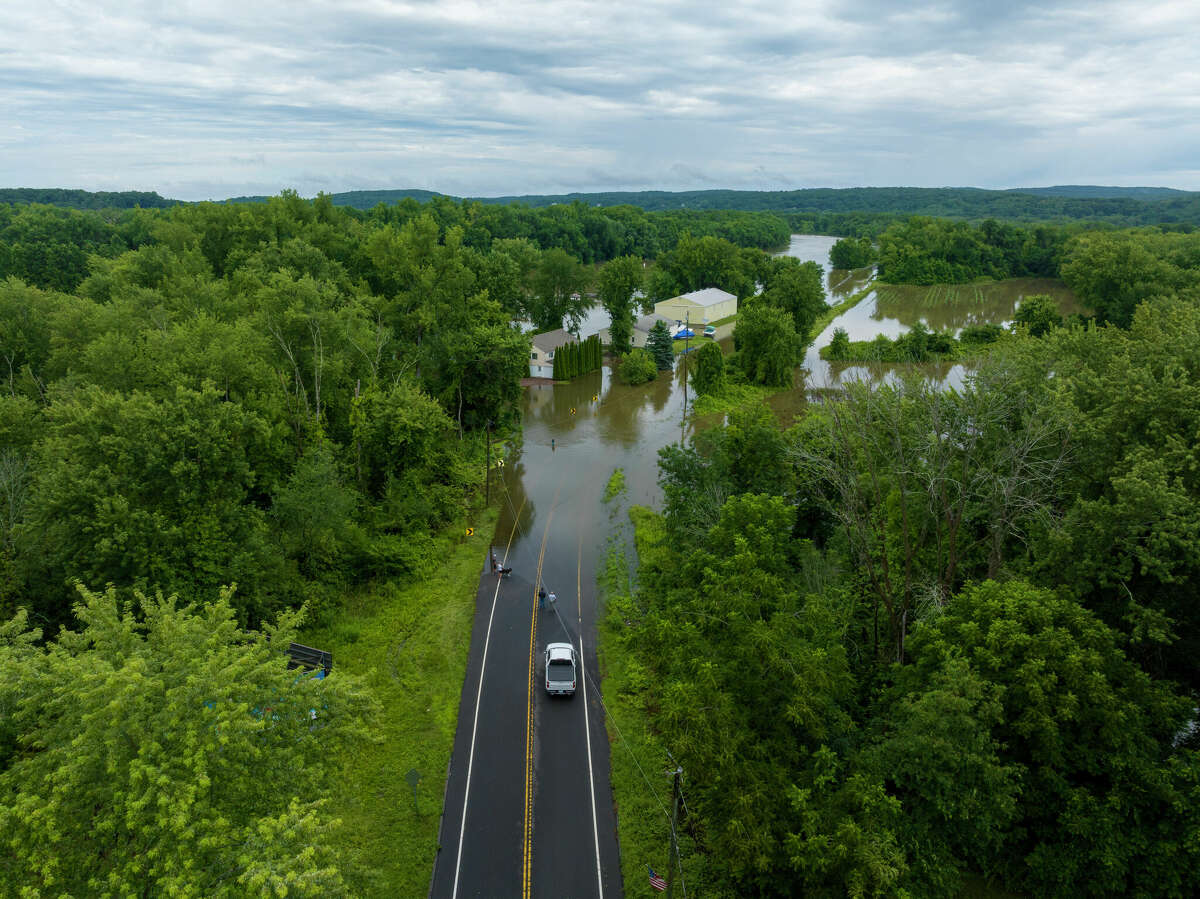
xmin=680 ymin=310 xmax=689 ymax=441
xmin=666 ymin=764 xmax=682 ymax=899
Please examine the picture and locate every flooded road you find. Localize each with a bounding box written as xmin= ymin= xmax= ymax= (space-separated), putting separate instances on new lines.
xmin=460 ymin=235 xmax=1078 ymax=894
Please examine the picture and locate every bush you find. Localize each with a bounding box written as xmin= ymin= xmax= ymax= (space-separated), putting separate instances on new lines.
xmin=959 ymin=323 xmax=1004 ymax=345
xmin=619 ymin=348 xmax=658 ymax=385
xmin=690 ymin=341 xmax=726 ymax=396
xmin=827 ymin=327 xmax=850 ymax=361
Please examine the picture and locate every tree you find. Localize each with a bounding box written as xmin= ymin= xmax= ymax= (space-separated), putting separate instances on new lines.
xmin=898 ymin=580 xmax=1200 ymax=897
xmin=826 ymin=327 xmax=850 ymax=361
xmin=17 ymin=384 xmax=286 ymax=627
xmin=690 ymin=340 xmax=726 ymax=396
xmin=733 ymin=302 xmax=797 ymax=386
xmin=0 ymin=586 xmax=377 ymax=897
xmin=1028 ymin=296 xmax=1200 ymax=686
xmin=649 ymin=233 xmax=755 ymax=302
xmin=1011 ymin=293 xmax=1061 ymax=336
xmin=527 ymin=248 xmax=592 ymax=333
xmin=1059 ymin=231 xmax=1175 ymax=327
xmin=618 ymin=348 xmax=657 ymax=385
xmin=761 ymin=257 xmax=826 ymax=342
xmin=645 ymin=320 xmax=675 ymax=370
xmin=598 ymin=254 xmax=643 ymax=354
xmin=829 ymin=236 xmax=875 ymax=270
xmin=789 ymin=362 xmax=1071 ymax=660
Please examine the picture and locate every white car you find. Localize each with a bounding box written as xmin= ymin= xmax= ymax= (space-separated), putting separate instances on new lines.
xmin=544 ymin=642 xmax=577 ymax=697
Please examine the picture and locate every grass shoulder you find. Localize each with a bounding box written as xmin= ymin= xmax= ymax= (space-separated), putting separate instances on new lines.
xmin=300 ymin=506 xmax=498 ymax=897
xmin=598 ymin=505 xmax=705 ymax=896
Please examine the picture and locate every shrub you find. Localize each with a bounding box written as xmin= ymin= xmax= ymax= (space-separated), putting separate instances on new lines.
xmin=619 ymin=348 xmax=658 ymax=385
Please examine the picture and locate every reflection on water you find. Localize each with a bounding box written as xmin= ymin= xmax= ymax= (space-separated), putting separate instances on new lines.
xmin=873 ymin=279 xmax=1083 ymax=332
xmin=494 ymin=237 xmax=1076 ymax=583
xmin=775 ymin=236 xmax=1082 ymax=395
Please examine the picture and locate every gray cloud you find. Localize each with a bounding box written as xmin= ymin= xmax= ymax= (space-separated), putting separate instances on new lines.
xmin=2 ymin=0 xmax=1198 ymax=199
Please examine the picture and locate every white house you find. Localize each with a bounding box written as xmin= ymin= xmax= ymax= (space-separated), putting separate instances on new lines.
xmin=529 ymin=328 xmax=578 ymax=378
xmin=653 ymin=287 xmax=738 ymax=327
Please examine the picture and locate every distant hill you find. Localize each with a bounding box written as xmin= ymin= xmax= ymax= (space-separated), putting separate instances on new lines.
xmin=1006 ymin=185 xmax=1193 ymax=200
xmin=0 ymin=188 xmax=179 ymax=209
xmin=223 ymin=188 xmax=446 ymax=207
xmin=7 ymin=184 xmax=1200 ymax=227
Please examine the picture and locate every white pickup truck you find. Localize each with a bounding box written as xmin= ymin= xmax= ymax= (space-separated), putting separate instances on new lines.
xmin=544 ymin=642 xmax=577 ymax=697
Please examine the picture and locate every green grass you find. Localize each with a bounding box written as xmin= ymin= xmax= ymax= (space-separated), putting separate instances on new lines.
xmin=810 ymin=283 xmax=875 ymax=336
xmin=301 ymin=507 xmax=498 ymax=896
xmin=598 ymin=506 xmax=709 ymax=897
xmin=689 ymin=381 xmax=777 ymax=417
xmin=603 ymin=467 xmax=627 ymax=503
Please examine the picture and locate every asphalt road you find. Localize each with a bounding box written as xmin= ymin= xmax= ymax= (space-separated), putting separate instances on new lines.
xmin=429 ymin=494 xmax=623 ymax=899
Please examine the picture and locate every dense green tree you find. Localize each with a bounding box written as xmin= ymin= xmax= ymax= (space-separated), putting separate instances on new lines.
xmin=598 ymin=254 xmax=643 ymax=354
xmin=527 ymin=247 xmax=591 ymax=333
xmin=898 ymin=580 xmax=1200 ymax=896
xmin=826 ymin=327 xmax=850 ymax=361
xmin=829 ymin=236 xmax=875 ymax=269
xmin=618 ymin=348 xmax=657 ymax=385
xmin=645 ymin=320 xmax=675 ymax=370
xmin=1027 ymin=297 xmax=1200 ymax=684
xmin=648 ymin=233 xmax=756 ymax=301
xmin=1059 ymin=230 xmax=1182 ymax=326
xmin=861 ymin=656 xmax=1017 ymax=896
xmin=631 ymin=495 xmax=858 ymax=895
xmin=790 ymin=365 xmax=1071 ymax=659
xmin=690 ymin=340 xmax=726 ymax=395
xmin=1011 ymin=293 xmax=1061 ymax=336
xmin=761 ymin=257 xmax=827 ymax=342
xmin=0 ymin=586 xmax=377 ymax=897
xmin=18 ymin=384 xmax=286 ymax=626
xmin=733 ymin=302 xmax=797 ymax=386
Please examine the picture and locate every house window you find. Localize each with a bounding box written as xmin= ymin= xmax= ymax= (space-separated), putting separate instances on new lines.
xmin=531 ymin=351 xmax=538 ymax=360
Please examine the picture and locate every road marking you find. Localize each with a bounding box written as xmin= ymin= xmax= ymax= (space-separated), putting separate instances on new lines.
xmin=450 ymin=498 xmax=524 ymax=899
xmin=524 ymin=481 xmax=561 ymax=899
xmin=578 ymin=528 xmax=604 ymax=899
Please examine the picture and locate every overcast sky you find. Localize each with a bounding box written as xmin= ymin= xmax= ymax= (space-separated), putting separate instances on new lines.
xmin=3 ymin=1 xmax=1198 ymax=201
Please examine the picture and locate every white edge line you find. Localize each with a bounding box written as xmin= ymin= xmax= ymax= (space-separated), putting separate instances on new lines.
xmin=451 ymin=572 xmax=505 ymax=899
xmin=580 ymin=632 xmax=604 ymax=899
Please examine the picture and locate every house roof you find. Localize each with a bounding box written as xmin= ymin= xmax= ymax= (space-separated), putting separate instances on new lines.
xmin=661 ymin=287 xmax=737 ymax=309
xmin=634 ymin=313 xmax=671 ymax=333
xmin=530 ymin=328 xmax=578 ymax=353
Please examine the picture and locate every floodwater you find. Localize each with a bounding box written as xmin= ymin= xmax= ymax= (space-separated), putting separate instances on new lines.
xmin=479 ymin=235 xmax=1079 ymax=896
xmin=775 ymin=238 xmax=1081 ymax=394
xmin=506 ymin=235 xmax=1080 ymax=521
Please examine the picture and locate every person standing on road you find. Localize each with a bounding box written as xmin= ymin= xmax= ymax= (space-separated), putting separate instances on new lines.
xmin=538 ymin=587 xmax=546 ymax=609
xmin=547 ymin=590 xmax=557 ymax=611
xmin=490 ymin=549 xmax=498 ymax=574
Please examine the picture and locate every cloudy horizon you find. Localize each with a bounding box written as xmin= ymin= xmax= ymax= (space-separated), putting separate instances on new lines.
xmin=3 ymin=0 xmax=1198 ymax=202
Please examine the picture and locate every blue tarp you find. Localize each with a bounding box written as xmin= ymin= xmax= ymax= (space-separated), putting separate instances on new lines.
xmin=672 ymin=329 xmax=695 ymax=339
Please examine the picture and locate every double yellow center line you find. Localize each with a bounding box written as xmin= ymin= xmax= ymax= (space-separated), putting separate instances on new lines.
xmin=523 ymin=481 xmax=561 ymax=898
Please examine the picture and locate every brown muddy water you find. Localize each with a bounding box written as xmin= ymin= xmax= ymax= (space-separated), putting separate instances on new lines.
xmin=497 ymin=237 xmax=1079 ymax=587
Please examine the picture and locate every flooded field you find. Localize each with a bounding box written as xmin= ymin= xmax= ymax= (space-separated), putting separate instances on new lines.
xmin=775 ymin=237 xmax=1082 ymax=395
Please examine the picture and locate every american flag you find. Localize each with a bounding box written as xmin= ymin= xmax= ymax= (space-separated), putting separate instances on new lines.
xmin=648 ymin=866 xmax=667 ymax=892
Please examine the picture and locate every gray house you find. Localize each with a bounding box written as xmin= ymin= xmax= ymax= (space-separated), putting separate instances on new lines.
xmin=529 ymin=328 xmax=578 ymax=377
